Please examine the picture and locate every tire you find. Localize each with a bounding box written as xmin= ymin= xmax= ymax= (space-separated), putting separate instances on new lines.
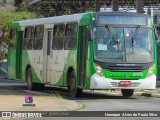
xmin=37 ymin=83 xmax=44 ymax=91
xmin=69 ymin=71 xmax=82 ymax=97
xmin=26 ymin=68 xmax=39 ymax=91
xmin=121 ymin=89 xmax=134 ymax=97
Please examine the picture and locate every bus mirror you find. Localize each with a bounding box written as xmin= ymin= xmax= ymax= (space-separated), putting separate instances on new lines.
xmin=155 ymin=37 xmax=158 ymax=41
xmin=155 ymin=35 xmax=158 ymax=41
xmin=86 ymin=29 xmax=91 ymax=41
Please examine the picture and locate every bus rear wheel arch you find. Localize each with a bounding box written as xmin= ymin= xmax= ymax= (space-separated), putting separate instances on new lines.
xmin=121 ymin=89 xmax=134 ymax=97
xmin=69 ymin=71 xmax=82 ymax=97
xmin=26 ymin=67 xmax=44 ymax=91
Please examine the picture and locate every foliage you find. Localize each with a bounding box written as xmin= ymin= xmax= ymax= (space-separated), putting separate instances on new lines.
xmin=16 ymin=3 xmax=28 ymax=12
xmin=0 ymin=11 xmax=36 ymax=31
xmin=0 ymin=3 xmax=37 ymax=61
xmin=0 ymin=1 xmax=15 ymax=12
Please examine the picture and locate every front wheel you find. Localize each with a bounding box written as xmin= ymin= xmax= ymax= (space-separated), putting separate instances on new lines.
xmin=69 ymin=71 xmax=82 ymax=97
xmin=121 ymin=89 xmax=134 ymax=97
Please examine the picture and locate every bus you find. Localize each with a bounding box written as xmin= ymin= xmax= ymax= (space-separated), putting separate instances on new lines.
xmin=8 ymin=12 xmax=157 ymax=97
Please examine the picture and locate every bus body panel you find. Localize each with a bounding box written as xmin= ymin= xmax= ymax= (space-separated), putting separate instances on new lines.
xmin=8 ymin=50 xmax=16 ymax=79
xmin=8 ymin=12 xmax=157 ymax=91
xmin=90 ymin=74 xmax=156 ymax=89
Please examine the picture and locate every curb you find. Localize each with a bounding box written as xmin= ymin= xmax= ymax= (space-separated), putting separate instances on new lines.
xmin=136 ymin=92 xmax=160 ymax=98
xmin=96 ymin=90 xmax=160 ymax=98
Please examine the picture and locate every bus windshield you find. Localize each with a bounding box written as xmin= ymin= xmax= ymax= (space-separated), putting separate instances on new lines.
xmin=94 ymin=26 xmax=154 ymax=63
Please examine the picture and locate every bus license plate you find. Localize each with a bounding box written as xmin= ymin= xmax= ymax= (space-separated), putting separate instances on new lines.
xmin=120 ymin=81 xmax=132 ymax=86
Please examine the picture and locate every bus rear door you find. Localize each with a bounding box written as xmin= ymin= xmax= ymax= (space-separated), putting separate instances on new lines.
xmin=43 ymin=28 xmax=52 ymax=83
xmin=8 ymin=29 xmax=23 ymax=79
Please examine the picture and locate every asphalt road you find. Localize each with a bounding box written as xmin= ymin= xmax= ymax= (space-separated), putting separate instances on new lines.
xmin=0 ymin=79 xmax=160 ymax=120
xmin=0 ymin=78 xmax=160 ymax=120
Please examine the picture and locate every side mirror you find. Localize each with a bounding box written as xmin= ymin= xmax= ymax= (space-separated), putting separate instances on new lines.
xmin=155 ymin=34 xmax=158 ymax=41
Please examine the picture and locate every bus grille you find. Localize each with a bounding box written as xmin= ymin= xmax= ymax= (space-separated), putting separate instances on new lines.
xmin=107 ymin=65 xmax=144 ymax=72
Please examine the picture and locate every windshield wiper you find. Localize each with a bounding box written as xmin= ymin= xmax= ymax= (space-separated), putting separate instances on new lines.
xmin=105 ymin=25 xmax=118 ymax=44
xmin=131 ymin=25 xmax=141 ymax=51
xmin=131 ymin=35 xmax=136 ymax=49
xmin=133 ymin=25 xmax=140 ymax=40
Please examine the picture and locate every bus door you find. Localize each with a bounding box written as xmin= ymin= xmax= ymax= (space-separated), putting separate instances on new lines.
xmin=78 ymin=26 xmax=90 ymax=86
xmin=16 ymin=31 xmax=23 ymax=79
xmin=157 ymin=44 xmax=160 ymax=81
xmin=50 ymin=24 xmax=65 ymax=85
xmin=8 ymin=29 xmax=20 ymax=79
xmin=43 ymin=29 xmax=52 ymax=83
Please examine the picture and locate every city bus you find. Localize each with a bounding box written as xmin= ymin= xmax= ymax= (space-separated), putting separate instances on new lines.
xmin=8 ymin=12 xmax=157 ymax=97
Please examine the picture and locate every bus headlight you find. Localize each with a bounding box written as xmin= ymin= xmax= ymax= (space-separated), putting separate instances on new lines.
xmin=94 ymin=64 xmax=104 ymax=77
xmin=146 ymin=65 xmax=154 ymax=77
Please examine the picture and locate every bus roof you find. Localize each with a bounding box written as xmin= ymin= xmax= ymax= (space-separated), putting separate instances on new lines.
xmin=11 ymin=11 xmax=150 ymax=28
xmin=11 ymin=13 xmax=87 ymax=27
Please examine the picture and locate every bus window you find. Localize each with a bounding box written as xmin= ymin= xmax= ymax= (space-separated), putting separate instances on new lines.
xmin=24 ymin=27 xmax=34 ymax=50
xmin=33 ymin=25 xmax=44 ymax=50
xmin=9 ymin=29 xmax=17 ymax=49
xmin=65 ymin=23 xmax=77 ymax=50
xmin=52 ymin=24 xmax=65 ymax=50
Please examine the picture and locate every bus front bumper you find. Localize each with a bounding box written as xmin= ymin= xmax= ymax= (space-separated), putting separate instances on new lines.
xmin=90 ymin=74 xmax=156 ymax=89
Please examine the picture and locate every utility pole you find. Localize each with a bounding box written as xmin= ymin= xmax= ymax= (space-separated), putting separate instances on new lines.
xmin=95 ymin=0 xmax=100 ymax=12
xmin=137 ymin=0 xmax=144 ymax=13
xmin=147 ymin=8 xmax=151 ymax=17
xmin=112 ymin=0 xmax=118 ymax=11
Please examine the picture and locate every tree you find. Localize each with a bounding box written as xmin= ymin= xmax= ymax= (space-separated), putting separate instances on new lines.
xmin=16 ymin=3 xmax=28 ymax=12
xmin=0 ymin=2 xmax=37 ymax=62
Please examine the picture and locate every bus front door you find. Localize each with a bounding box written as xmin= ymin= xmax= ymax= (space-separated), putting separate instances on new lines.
xmin=78 ymin=26 xmax=89 ymax=86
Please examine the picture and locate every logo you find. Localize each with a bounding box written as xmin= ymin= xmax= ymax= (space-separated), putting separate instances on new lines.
xmin=25 ymin=96 xmax=33 ymax=103
xmin=23 ymin=96 xmax=35 ymax=107
xmin=2 ymin=112 xmax=11 ymax=117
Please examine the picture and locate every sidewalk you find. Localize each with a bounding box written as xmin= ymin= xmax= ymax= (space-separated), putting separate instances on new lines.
xmin=0 ymin=89 xmax=83 ymax=111
xmin=0 ymin=61 xmax=83 ymax=111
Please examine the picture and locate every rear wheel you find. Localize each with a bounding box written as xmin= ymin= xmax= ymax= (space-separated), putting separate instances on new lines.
xmin=121 ymin=89 xmax=134 ymax=97
xmin=26 ymin=68 xmax=44 ymax=91
xmin=69 ymin=71 xmax=82 ymax=97
xmin=37 ymin=83 xmax=44 ymax=91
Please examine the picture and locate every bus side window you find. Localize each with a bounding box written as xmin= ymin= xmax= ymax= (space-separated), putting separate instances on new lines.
xmin=52 ymin=24 xmax=65 ymax=50
xmin=24 ymin=27 xmax=34 ymax=50
xmin=9 ymin=29 xmax=17 ymax=49
xmin=33 ymin=25 xmax=44 ymax=50
xmin=65 ymin=23 xmax=77 ymax=50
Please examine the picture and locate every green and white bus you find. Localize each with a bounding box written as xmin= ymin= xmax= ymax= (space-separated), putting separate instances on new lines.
xmin=8 ymin=12 xmax=157 ymax=97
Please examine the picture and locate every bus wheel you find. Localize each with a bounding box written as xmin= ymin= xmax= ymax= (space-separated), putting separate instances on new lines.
xmin=37 ymin=83 xmax=44 ymax=91
xmin=69 ymin=71 xmax=82 ymax=97
xmin=121 ymin=89 xmax=134 ymax=97
xmin=26 ymin=68 xmax=37 ymax=91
